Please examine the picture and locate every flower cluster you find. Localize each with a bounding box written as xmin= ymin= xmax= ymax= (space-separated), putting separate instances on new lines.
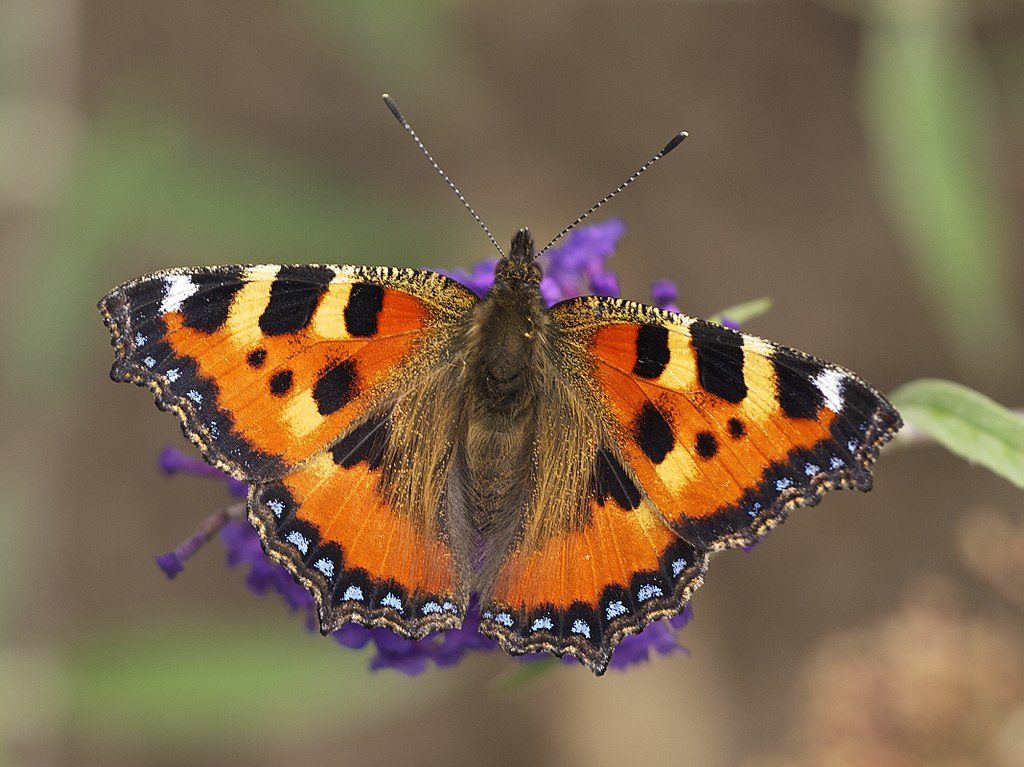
xmin=157 ymin=219 xmax=695 ymax=674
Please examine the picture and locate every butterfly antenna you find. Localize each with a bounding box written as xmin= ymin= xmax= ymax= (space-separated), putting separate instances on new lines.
xmin=538 ymin=131 xmax=688 ymax=257
xmin=382 ymin=94 xmax=505 ymax=258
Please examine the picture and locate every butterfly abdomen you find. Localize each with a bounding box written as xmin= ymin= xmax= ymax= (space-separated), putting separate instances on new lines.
xmin=452 ymin=244 xmax=554 ymax=591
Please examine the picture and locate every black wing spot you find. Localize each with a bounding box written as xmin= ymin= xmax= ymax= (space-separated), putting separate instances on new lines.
xmin=331 ymin=415 xmax=390 ymax=470
xmin=313 ymin=359 xmax=358 ymax=415
xmin=344 ymin=283 xmax=385 ymax=337
xmin=727 ymin=417 xmax=746 ymax=438
xmin=269 ymin=369 xmax=293 ymax=396
xmin=773 ymin=352 xmax=825 ymax=419
xmin=180 ymin=269 xmax=245 ymax=333
xmin=690 ymin=320 xmax=747 ymax=403
xmin=633 ymin=402 xmax=675 ymax=464
xmin=247 ymin=348 xmax=267 ymax=368
xmin=695 ymin=431 xmax=718 ymax=459
xmin=593 ymin=448 xmax=641 ymax=510
xmin=632 ymin=324 xmax=670 ymax=379
xmin=259 ymin=265 xmax=334 ymax=336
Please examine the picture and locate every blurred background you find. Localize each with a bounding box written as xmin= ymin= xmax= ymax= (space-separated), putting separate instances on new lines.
xmin=2 ymin=1 xmax=1022 ymax=765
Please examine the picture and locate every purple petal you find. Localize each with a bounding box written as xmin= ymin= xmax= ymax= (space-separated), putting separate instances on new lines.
xmin=333 ymin=624 xmax=374 ymax=649
xmin=588 ymin=270 xmax=620 ymax=297
xmin=669 ymin=603 xmax=694 ymax=630
xmin=370 ymin=649 xmax=429 ymax=676
xmin=155 ymin=552 xmax=184 ymax=579
xmin=650 ymin=279 xmax=678 ymax=309
xmin=220 ymin=520 xmax=312 ymax=610
xmin=544 ymin=218 xmax=626 ymax=300
xmin=158 ymin=446 xmax=248 ymax=498
xmin=609 ymin=621 xmax=687 ymax=670
xmin=439 ymin=259 xmax=497 ymax=298
xmin=539 ymin=276 xmax=565 ymax=307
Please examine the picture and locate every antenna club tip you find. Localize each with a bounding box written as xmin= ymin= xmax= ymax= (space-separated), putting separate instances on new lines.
xmin=382 ymin=94 xmax=403 ymax=122
xmin=661 ymin=131 xmax=689 ymax=156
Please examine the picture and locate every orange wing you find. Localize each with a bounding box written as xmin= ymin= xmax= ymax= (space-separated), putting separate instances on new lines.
xmin=479 ymin=466 xmax=707 ymax=673
xmin=249 ymin=413 xmax=465 ymax=636
xmin=551 ymin=296 xmax=902 ymax=551
xmin=100 ymin=264 xmax=477 ymax=634
xmin=99 ymin=264 xmax=475 ymax=480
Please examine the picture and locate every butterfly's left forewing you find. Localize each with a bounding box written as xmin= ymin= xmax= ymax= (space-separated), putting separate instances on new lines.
xmin=551 ymin=296 xmax=902 ymax=551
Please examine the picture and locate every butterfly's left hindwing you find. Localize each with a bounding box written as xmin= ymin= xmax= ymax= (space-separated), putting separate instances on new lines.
xmin=551 ymin=296 xmax=902 ymax=551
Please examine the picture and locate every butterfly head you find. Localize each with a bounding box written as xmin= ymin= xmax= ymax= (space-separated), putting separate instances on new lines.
xmin=494 ymin=228 xmax=542 ymax=287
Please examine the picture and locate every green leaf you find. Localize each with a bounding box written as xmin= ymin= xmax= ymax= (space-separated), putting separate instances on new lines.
xmin=707 ymin=296 xmax=773 ymax=327
xmin=860 ymin=0 xmax=1021 ymax=381
xmin=496 ymin=657 xmax=559 ymax=692
xmin=890 ymin=378 xmax=1024 ymax=488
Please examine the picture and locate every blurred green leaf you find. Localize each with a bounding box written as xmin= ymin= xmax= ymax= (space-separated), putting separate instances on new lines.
xmin=860 ymin=0 xmax=1021 ymax=382
xmin=496 ymin=657 xmax=558 ymax=692
xmin=68 ymin=617 xmax=452 ymax=753
xmin=708 ymin=296 xmax=773 ymax=327
xmin=292 ymin=0 xmax=476 ymax=94
xmin=891 ymin=378 xmax=1024 ymax=488
xmin=15 ymin=98 xmax=443 ymax=395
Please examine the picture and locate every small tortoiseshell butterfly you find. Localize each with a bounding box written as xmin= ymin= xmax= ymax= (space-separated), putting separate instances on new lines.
xmin=99 ymin=96 xmax=901 ymax=674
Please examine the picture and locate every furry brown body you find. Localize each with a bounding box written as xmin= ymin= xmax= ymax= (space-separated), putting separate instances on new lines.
xmin=449 ymin=229 xmax=600 ymax=599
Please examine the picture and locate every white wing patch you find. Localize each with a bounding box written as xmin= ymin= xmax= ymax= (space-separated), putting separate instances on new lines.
xmin=814 ymin=368 xmax=846 ymax=412
xmin=160 ymin=274 xmax=199 ymax=314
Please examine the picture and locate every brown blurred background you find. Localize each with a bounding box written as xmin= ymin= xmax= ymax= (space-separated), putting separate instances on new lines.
xmin=2 ymin=1 xmax=1022 ymax=765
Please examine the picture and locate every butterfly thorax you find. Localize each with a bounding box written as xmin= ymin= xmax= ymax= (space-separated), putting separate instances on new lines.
xmin=469 ymin=228 xmax=544 ymax=413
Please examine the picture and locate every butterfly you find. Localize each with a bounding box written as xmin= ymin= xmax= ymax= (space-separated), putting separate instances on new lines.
xmin=98 ymin=97 xmax=901 ymax=675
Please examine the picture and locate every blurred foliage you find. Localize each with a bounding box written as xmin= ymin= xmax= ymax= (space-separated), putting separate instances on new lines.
xmin=67 ymin=618 xmax=453 ymax=756
xmin=708 ymin=296 xmax=773 ymax=327
xmin=292 ymin=0 xmax=476 ymax=96
xmin=497 ymin=657 xmax=560 ymax=692
xmin=859 ymin=0 xmax=1021 ymax=383
xmin=743 ymin=578 xmax=1024 ymax=767
xmin=892 ymin=378 xmax=1024 ymax=488
xmin=16 ymin=98 xmax=443 ymax=396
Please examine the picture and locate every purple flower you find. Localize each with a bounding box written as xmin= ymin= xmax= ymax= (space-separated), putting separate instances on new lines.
xmin=543 ymin=218 xmax=625 ymax=304
xmin=159 ymin=446 xmax=247 ymax=499
xmin=154 ymin=220 xmax=704 ymax=675
xmin=439 ymin=258 xmax=499 ymax=298
xmin=439 ymin=217 xmax=635 ymax=307
xmin=651 ymin=279 xmax=681 ymax=313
